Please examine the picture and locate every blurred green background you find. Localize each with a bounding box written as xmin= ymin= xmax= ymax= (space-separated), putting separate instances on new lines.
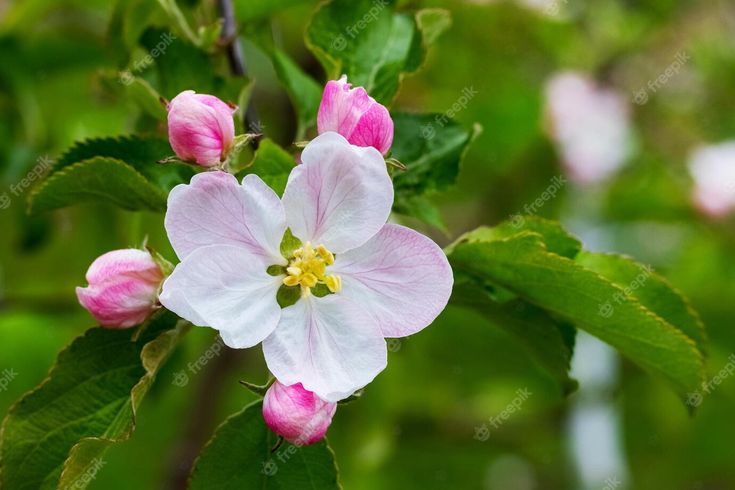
xmin=1 ymin=0 xmax=735 ymax=489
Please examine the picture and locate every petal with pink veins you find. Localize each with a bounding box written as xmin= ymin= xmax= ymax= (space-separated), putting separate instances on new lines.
xmin=282 ymin=132 xmax=393 ymax=253
xmin=165 ymin=172 xmax=287 ymax=265
xmin=330 ymin=224 xmax=453 ymax=337
xmin=262 ymin=294 xmax=387 ymax=402
xmin=159 ymin=245 xmax=283 ymax=348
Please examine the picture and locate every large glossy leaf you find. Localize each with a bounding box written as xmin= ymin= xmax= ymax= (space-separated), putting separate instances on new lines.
xmin=447 ymin=223 xmax=706 ymax=403
xmin=272 ymin=49 xmax=323 ymax=140
xmin=306 ymin=0 xmax=450 ymax=104
xmin=0 ymin=311 xmax=185 ymax=490
xmin=189 ymin=401 xmax=340 ymax=489
xmin=576 ymin=251 xmax=707 ymax=355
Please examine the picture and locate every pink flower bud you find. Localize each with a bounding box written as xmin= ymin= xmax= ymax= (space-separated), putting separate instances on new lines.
xmin=262 ymin=380 xmax=337 ymax=445
xmin=167 ymin=90 xmax=237 ymax=166
xmin=317 ymin=75 xmax=393 ymax=155
xmin=76 ymin=249 xmax=164 ymax=328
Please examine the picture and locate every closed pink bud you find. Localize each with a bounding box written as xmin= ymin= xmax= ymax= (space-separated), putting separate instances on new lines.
xmin=167 ymin=90 xmax=237 ymax=166
xmin=317 ymin=75 xmax=393 ymax=155
xmin=262 ymin=380 xmax=337 ymax=445
xmin=76 ymin=249 xmax=164 ymax=328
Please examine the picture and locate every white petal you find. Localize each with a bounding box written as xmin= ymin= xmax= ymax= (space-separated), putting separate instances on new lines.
xmin=262 ymin=295 xmax=387 ymax=402
xmin=160 ymin=245 xmax=282 ymax=348
xmin=281 ymin=132 xmax=393 ymax=253
xmin=330 ymin=224 xmax=453 ymax=337
xmin=165 ymin=171 xmax=286 ymax=265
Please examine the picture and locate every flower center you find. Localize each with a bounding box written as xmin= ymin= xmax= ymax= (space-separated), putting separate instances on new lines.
xmin=282 ymin=242 xmax=342 ymax=297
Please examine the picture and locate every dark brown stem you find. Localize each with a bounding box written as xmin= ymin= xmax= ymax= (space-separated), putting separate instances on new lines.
xmin=217 ymin=0 xmax=260 ymax=142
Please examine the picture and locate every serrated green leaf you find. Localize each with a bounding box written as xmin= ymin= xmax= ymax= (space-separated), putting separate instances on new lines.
xmin=189 ymin=401 xmax=340 ymax=490
xmin=272 ymin=49 xmax=323 ymax=140
xmin=29 ymin=136 xmax=196 ymax=214
xmin=0 ymin=311 xmax=185 ymax=490
xmin=451 ymin=216 xmax=582 ymax=259
xmin=238 ymin=139 xmax=296 ymax=196
xmin=448 ymin=230 xmax=706 ymax=404
xmin=576 ymin=251 xmax=707 ymax=355
xmin=306 ymin=0 xmax=449 ymax=105
xmin=29 ymin=157 xmax=168 ymax=214
xmin=391 ymin=112 xmax=479 ymax=201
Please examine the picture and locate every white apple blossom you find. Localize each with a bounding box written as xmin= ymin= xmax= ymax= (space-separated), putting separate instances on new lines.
xmin=160 ymin=132 xmax=453 ymax=401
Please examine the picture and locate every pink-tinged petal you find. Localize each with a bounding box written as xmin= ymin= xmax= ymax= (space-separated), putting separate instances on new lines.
xmin=159 ymin=245 xmax=282 ymax=348
xmin=165 ymin=171 xmax=287 ymax=265
xmin=85 ymin=249 xmax=162 ymax=284
xmin=77 ymin=248 xmax=163 ymax=328
xmin=262 ymin=381 xmax=336 ymax=445
xmin=167 ymin=90 xmax=236 ymax=166
xmin=282 ymin=132 xmax=393 ymax=253
xmin=317 ymin=76 xmax=393 ymax=154
xmin=76 ymin=280 xmax=157 ymax=328
xmin=263 ymin=295 xmax=387 ymax=402
xmin=347 ymin=103 xmax=394 ymax=155
xmin=688 ymin=141 xmax=735 ymax=218
xmin=330 ymin=224 xmax=453 ymax=337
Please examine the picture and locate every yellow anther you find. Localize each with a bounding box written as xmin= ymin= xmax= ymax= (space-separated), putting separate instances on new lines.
xmin=324 ymin=275 xmax=342 ymax=293
xmin=282 ymin=242 xmax=342 ymax=296
xmin=316 ymin=245 xmax=335 ymax=265
xmin=283 ymin=275 xmax=300 ymax=287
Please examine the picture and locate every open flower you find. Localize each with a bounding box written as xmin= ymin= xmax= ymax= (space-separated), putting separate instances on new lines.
xmin=317 ymin=76 xmax=393 ymax=155
xmin=77 ymin=249 xmax=164 ymax=328
xmin=262 ymin=380 xmax=337 ymax=445
xmin=167 ymin=90 xmax=236 ymax=166
xmin=160 ymin=132 xmax=452 ymax=401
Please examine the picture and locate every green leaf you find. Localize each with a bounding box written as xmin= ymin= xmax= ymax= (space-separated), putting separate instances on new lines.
xmin=29 ymin=136 xmax=196 ymax=214
xmin=391 ymin=112 xmax=479 ymax=201
xmin=392 ymin=195 xmax=448 ymax=233
xmin=448 ymin=227 xmax=706 ymax=404
xmin=575 ymin=251 xmax=708 ymax=355
xmin=28 ymin=157 xmax=168 ymax=214
xmin=272 ymin=49 xmax=323 ymax=140
xmin=123 ymin=76 xmax=168 ymax=121
xmin=0 ymin=311 xmax=185 ymax=490
xmin=451 ymin=216 xmax=582 ymax=259
xmin=306 ymin=1 xmax=450 ymax=105
xmin=453 ymin=284 xmax=577 ymax=395
xmin=238 ymin=139 xmax=296 ymax=196
xmin=234 ymin=0 xmax=314 ymax=23
xmin=189 ymin=401 xmax=340 ymax=490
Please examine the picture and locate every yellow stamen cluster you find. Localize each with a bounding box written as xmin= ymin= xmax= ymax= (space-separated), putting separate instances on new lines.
xmin=283 ymin=242 xmax=342 ymax=297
